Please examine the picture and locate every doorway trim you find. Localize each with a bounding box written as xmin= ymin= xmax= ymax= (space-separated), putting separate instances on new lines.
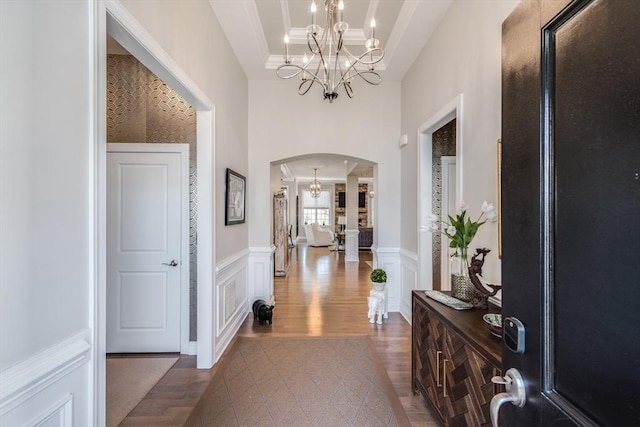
xmin=417 ymin=94 xmax=464 ymax=290
xmin=93 ymin=1 xmax=216 ymax=424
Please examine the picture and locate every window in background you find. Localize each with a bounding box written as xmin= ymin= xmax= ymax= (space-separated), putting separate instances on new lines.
xmin=302 ymin=189 xmax=331 ymax=226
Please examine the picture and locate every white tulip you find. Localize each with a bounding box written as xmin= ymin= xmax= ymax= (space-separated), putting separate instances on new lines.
xmin=459 ymin=200 xmax=469 ymax=212
xmin=482 ymin=201 xmax=496 ymax=214
xmin=428 ymin=213 xmax=439 ymax=223
xmin=447 ymin=225 xmax=457 ymax=235
xmin=486 ymin=211 xmax=498 ymax=222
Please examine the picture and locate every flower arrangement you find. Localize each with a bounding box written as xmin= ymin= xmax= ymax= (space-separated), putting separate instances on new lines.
xmin=428 ymin=201 xmax=497 ymax=273
xmin=370 ymin=268 xmax=387 ymax=283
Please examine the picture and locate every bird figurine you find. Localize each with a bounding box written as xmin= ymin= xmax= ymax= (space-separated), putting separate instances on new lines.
xmin=468 ymin=248 xmax=502 ymax=309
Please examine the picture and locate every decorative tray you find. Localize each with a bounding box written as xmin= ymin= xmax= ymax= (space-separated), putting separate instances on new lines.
xmin=483 ymin=313 xmax=503 ymax=338
xmin=424 ymin=290 xmax=473 ymax=310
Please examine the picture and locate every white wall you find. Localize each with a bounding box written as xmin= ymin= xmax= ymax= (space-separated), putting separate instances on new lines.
xmin=1 ymin=0 xmax=250 ymax=423
xmin=248 ymin=81 xmax=402 ymax=250
xmin=400 ymin=0 xmax=518 ymax=287
xmin=117 ymin=0 xmax=250 ymax=369
xmin=120 ymin=0 xmax=249 ymax=263
xmin=0 ymin=0 xmax=92 ymax=424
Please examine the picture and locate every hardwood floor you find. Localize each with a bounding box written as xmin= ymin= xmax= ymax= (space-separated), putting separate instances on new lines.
xmin=118 ymin=245 xmax=440 ymax=426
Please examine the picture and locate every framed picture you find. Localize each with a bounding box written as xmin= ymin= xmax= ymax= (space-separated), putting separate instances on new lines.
xmin=225 ymin=168 xmax=246 ymax=225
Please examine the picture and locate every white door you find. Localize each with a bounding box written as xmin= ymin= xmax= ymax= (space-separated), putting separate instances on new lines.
xmin=440 ymin=156 xmax=456 ymax=291
xmin=107 ymin=144 xmax=187 ymax=353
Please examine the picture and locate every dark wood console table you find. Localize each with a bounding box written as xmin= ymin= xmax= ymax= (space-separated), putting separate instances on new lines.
xmin=412 ymin=291 xmax=502 ymax=426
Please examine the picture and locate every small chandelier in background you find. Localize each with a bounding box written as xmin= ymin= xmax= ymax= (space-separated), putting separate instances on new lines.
xmin=310 ymin=168 xmax=322 ymax=198
xmin=276 ymin=0 xmax=385 ymax=103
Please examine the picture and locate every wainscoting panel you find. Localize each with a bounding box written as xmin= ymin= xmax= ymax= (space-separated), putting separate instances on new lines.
xmin=400 ymin=249 xmax=418 ymax=322
xmin=0 ymin=331 xmax=91 ymax=426
xmin=247 ymin=246 xmax=275 ymax=303
xmin=214 ymin=249 xmax=249 ymax=361
xmin=344 ymin=230 xmax=360 ymax=263
xmin=28 ymin=394 xmax=73 ymax=427
xmin=372 ymin=246 xmax=401 ymax=312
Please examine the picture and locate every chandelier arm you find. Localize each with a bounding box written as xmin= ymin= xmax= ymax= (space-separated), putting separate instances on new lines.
xmin=347 ymin=47 xmax=386 ymax=66
xmin=331 ymin=53 xmax=341 ymax=92
xmin=276 ymin=64 xmax=305 ymax=80
xmin=298 ymin=79 xmax=315 ymax=96
xmin=298 ymin=60 xmax=326 ymax=95
xmin=310 ymin=58 xmax=329 ymax=92
xmin=308 ymin=31 xmax=331 ymax=85
xmin=276 ymin=61 xmax=328 ymax=91
xmin=350 ymin=69 xmax=383 ymax=85
xmin=343 ymin=81 xmax=354 ymax=98
xmin=334 ymin=60 xmax=382 ymax=88
xmin=307 ymin=29 xmax=323 ymax=55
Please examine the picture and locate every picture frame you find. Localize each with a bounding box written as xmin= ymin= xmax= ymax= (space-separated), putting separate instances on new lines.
xmin=225 ymin=168 xmax=246 ymax=225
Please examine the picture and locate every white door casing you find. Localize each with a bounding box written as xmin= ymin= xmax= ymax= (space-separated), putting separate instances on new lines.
xmin=417 ymin=94 xmax=463 ymax=291
xmin=440 ymin=156 xmax=456 ymax=291
xmin=106 ymin=143 xmax=189 ymax=353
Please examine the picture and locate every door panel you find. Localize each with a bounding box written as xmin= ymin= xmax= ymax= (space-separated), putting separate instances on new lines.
xmin=550 ymin=0 xmax=640 ymax=424
xmin=119 ymin=272 xmax=168 ymax=329
xmin=412 ymin=299 xmax=446 ymax=420
xmin=107 ymin=150 xmax=183 ymax=353
xmin=502 ymin=0 xmax=640 ymax=425
xmin=119 ymin=163 xmax=169 ymax=251
xmin=444 ymin=329 xmax=496 ymax=426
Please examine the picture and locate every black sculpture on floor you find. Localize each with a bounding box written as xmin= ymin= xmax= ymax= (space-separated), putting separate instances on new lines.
xmin=252 ymin=299 xmax=274 ymax=325
xmin=468 ymin=248 xmax=502 ymax=309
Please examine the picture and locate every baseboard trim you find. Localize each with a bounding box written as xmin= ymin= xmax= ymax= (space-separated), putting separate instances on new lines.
xmin=188 ymin=341 xmax=197 ymax=355
xmin=0 ymin=329 xmax=91 ymax=416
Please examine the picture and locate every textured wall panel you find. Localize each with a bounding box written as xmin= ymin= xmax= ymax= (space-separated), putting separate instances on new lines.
xmin=431 ymin=119 xmax=456 ymax=290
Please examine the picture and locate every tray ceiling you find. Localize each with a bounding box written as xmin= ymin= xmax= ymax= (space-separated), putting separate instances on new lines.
xmin=209 ymin=0 xmax=453 ymax=81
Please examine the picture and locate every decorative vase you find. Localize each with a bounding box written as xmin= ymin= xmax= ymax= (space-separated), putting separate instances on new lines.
xmin=450 ymin=249 xmax=475 ymax=302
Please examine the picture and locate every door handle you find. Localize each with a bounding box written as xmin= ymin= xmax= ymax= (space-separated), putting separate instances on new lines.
xmin=490 ymin=368 xmax=526 ymax=427
xmin=162 ymin=259 xmax=179 ymax=267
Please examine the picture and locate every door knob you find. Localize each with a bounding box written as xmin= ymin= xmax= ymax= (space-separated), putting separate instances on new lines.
xmin=490 ymin=368 xmax=526 ymax=427
xmin=162 ymin=259 xmax=179 ymax=267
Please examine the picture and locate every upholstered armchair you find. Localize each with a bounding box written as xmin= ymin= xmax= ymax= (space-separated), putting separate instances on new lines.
xmin=304 ymin=223 xmax=335 ymax=247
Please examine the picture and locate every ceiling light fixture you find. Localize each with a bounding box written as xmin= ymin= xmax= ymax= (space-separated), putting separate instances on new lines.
xmin=276 ymin=0 xmax=384 ymax=103
xmin=310 ymin=168 xmax=322 ymax=198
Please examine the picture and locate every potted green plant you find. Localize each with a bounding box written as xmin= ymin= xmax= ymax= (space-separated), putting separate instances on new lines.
xmin=370 ymin=268 xmax=387 ymax=291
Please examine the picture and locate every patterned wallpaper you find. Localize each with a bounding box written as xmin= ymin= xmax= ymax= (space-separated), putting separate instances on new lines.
xmin=431 ymin=119 xmax=456 ymax=290
xmin=107 ymin=54 xmax=199 ymax=341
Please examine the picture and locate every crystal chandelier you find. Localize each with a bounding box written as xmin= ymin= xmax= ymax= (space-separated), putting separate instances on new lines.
xmin=276 ymin=0 xmax=384 ymax=103
xmin=310 ymin=168 xmax=322 ymax=198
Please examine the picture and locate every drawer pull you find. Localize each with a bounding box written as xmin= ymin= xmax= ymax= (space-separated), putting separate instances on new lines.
xmin=436 ymin=350 xmax=442 ymax=386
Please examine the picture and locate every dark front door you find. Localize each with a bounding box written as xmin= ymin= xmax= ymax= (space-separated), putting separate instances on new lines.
xmin=501 ymin=0 xmax=640 ymax=425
